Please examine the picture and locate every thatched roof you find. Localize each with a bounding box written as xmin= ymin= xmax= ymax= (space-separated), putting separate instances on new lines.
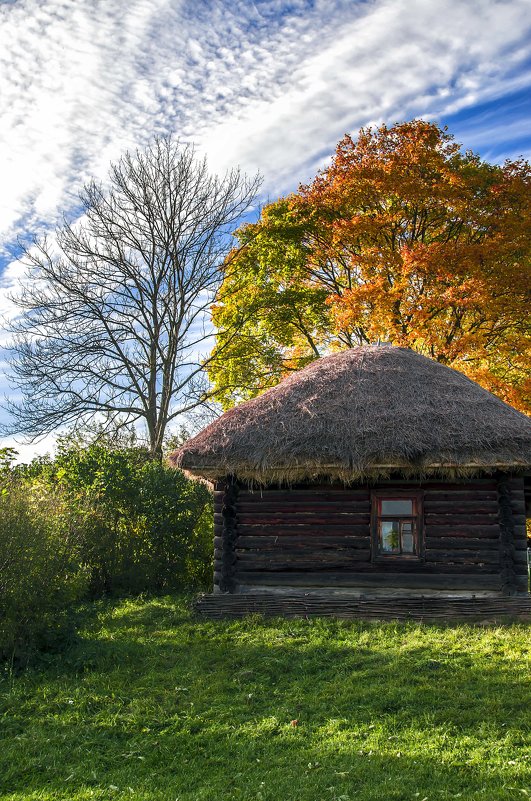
xmin=171 ymin=346 xmax=531 ymax=482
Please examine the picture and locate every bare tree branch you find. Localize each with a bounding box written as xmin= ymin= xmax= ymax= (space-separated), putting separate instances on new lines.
xmin=4 ymin=137 xmax=261 ymax=458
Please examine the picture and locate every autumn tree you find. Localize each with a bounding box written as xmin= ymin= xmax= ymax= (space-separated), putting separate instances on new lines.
xmin=6 ymin=137 xmax=260 ymax=458
xmin=209 ymin=121 xmax=530 ymax=411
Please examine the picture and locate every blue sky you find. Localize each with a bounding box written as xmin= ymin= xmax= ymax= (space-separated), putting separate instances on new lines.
xmin=0 ymin=0 xmax=530 ymax=458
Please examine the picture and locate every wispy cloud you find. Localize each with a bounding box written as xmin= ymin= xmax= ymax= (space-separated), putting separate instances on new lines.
xmin=1 ymin=0 xmax=530 ymax=263
xmin=0 ymin=0 xmax=530 ymax=450
xmin=200 ymin=0 xmax=531 ymax=191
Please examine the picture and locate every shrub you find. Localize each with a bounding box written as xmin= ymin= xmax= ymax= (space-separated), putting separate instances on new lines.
xmin=0 ymin=438 xmax=213 ymax=662
xmin=49 ymin=441 xmax=213 ymax=595
xmin=0 ymin=482 xmax=89 ymax=665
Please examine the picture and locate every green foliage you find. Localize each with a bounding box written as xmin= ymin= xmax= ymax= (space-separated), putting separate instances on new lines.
xmin=1 ymin=595 xmax=529 ymax=800
xmin=0 ymin=440 xmax=213 ymax=662
xmin=25 ymin=437 xmax=213 ymax=596
xmin=0 ymin=477 xmax=89 ymax=665
xmin=210 ymin=199 xmax=330 ymax=408
xmin=210 ymin=122 xmax=531 ymax=412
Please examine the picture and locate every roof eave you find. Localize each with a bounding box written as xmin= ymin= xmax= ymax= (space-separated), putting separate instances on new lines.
xmin=176 ymin=460 xmax=531 ymax=482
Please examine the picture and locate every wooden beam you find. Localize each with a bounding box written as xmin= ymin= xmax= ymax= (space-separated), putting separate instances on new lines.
xmin=233 ymin=571 xmax=503 ymax=590
xmin=194 ymin=593 xmax=531 ymax=622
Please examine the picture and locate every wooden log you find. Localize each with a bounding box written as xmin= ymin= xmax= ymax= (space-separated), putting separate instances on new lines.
xmin=425 ymin=514 xmax=499 ymax=525
xmin=236 ymin=501 xmax=371 ymax=513
xmin=234 ymin=546 xmax=499 ymax=566
xmin=239 ymin=488 xmax=370 ymax=500
xmin=508 ymin=500 xmax=527 ymax=515
xmin=507 ymin=476 xmax=525 ymax=490
xmin=423 ymin=501 xmax=499 ymax=514
xmin=423 ymin=490 xmax=498 ymax=500
xmin=235 ymin=547 xmax=371 ymax=561
xmin=513 ymin=525 xmax=528 ymax=553
xmin=233 ymin=560 xmax=499 ymax=576
xmin=230 ymin=535 xmax=371 ymax=550
xmin=424 ymin=524 xmax=499 ymax=537
xmin=424 ymin=549 xmax=500 ymax=564
xmin=238 ymin=490 xmax=371 ymax=499
xmin=377 ymin=480 xmax=497 ymax=490
xmin=425 ymin=536 xmax=499 ymax=550
xmin=237 ymin=523 xmax=371 ymax=536
xmin=237 ymin=513 xmax=371 ymax=525
xmin=234 ymin=570 xmax=503 ymax=590
xmin=234 ymin=554 xmax=372 ymax=570
xmin=214 ymin=548 xmax=237 ymax=562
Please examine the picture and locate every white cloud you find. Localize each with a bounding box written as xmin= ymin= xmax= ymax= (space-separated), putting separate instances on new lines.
xmin=1 ymin=0 xmax=530 ymax=256
xmin=0 ymin=432 xmax=58 ymax=465
xmin=200 ymin=0 xmax=531 ymax=191
xmin=0 ymin=259 xmax=26 ymax=324
xmin=0 ymin=0 xmax=530 ymax=436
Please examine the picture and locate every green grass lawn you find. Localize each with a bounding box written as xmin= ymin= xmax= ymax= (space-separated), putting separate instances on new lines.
xmin=0 ymin=596 xmax=530 ymax=801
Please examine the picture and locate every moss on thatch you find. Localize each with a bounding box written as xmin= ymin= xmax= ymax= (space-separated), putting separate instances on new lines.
xmin=171 ymin=346 xmax=531 ymax=482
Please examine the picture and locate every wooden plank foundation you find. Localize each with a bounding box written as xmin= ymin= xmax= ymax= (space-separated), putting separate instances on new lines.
xmin=195 ymin=592 xmax=531 ymax=622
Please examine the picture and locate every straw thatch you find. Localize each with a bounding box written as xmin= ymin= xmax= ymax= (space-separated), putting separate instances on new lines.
xmin=171 ymin=345 xmax=531 ymax=482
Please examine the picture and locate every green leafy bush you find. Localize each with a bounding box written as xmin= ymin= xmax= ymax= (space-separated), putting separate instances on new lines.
xmin=49 ymin=440 xmax=212 ymax=595
xmin=0 ymin=438 xmax=213 ymax=662
xmin=0 ymin=480 xmax=89 ymax=664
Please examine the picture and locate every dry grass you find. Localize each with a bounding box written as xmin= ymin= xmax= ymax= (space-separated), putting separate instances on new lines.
xmin=172 ymin=346 xmax=531 ymax=482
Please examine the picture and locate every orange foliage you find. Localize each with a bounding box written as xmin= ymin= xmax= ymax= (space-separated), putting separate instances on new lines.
xmin=296 ymin=121 xmax=531 ymax=410
xmin=211 ymin=121 xmax=530 ymax=412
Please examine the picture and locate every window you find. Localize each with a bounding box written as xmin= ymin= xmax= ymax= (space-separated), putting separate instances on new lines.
xmin=371 ymin=491 xmax=423 ymax=560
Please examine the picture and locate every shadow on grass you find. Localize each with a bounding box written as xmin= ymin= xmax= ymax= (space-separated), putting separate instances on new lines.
xmin=1 ymin=599 xmax=529 ymax=800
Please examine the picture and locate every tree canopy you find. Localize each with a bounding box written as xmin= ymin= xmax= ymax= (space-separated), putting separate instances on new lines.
xmin=209 ymin=120 xmax=530 ymax=412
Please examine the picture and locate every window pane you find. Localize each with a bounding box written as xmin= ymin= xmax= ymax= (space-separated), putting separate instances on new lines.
xmin=381 ymin=499 xmax=413 ymax=515
xmin=401 ymin=522 xmax=415 ymax=553
xmin=381 ymin=521 xmax=400 ymax=552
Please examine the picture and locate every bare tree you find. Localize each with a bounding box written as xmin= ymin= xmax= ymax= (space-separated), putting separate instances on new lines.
xmin=5 ymin=137 xmax=260 ymax=458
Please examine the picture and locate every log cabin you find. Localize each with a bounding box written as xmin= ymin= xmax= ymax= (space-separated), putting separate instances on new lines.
xmin=171 ymin=345 xmax=531 ymax=620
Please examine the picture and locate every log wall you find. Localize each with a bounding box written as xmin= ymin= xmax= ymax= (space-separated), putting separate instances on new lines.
xmin=524 ymin=477 xmax=531 ymax=521
xmin=213 ymin=477 xmax=239 ymax=593
xmin=222 ymin=477 xmax=529 ymax=595
xmin=501 ymin=475 xmax=529 ymax=594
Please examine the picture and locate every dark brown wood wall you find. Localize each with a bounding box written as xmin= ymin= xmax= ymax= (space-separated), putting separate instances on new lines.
xmin=501 ymin=476 xmax=528 ymax=594
xmin=213 ymin=478 xmax=239 ymax=592
xmin=215 ymin=477 xmax=529 ymax=594
xmin=524 ymin=477 xmax=531 ymax=521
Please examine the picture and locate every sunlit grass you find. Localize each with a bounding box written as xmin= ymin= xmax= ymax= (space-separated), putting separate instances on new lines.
xmin=0 ymin=596 xmax=529 ymax=800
